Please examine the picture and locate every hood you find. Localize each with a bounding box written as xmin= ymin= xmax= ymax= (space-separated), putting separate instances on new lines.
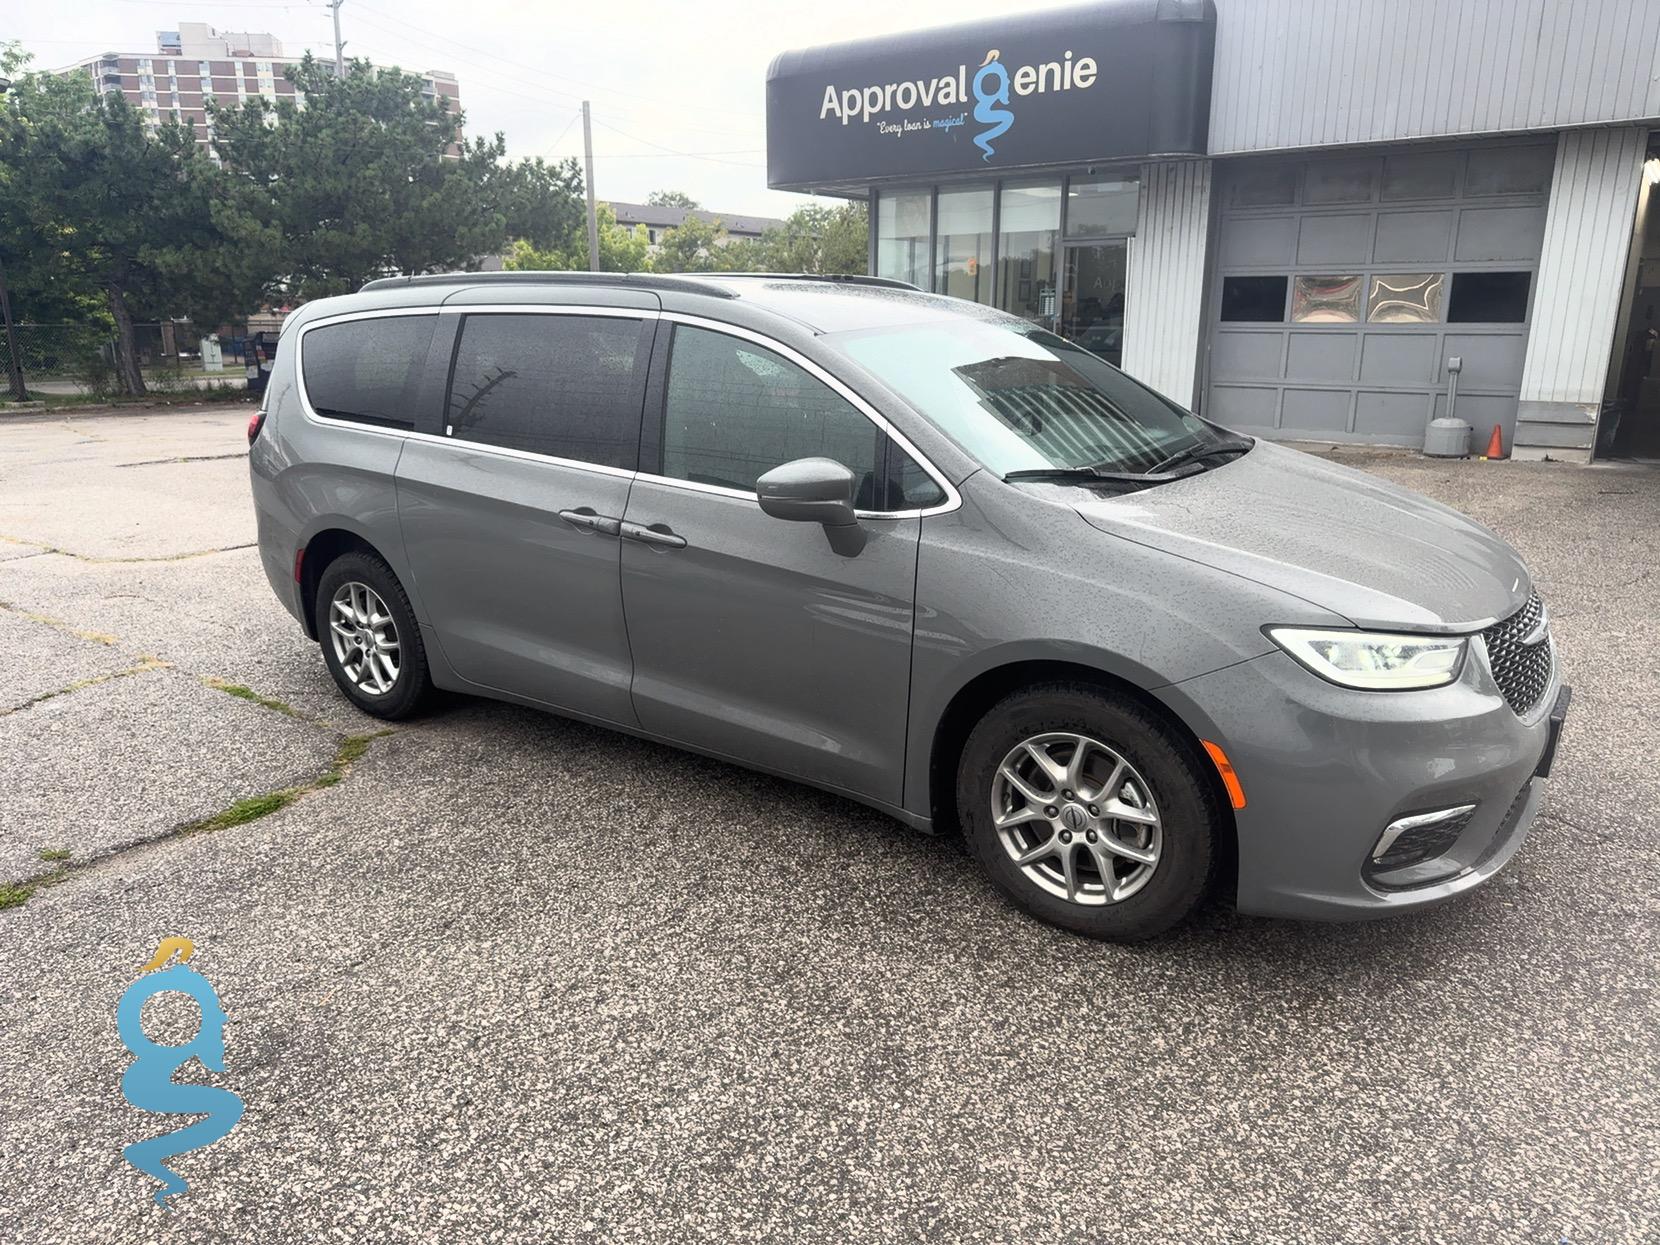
xmin=1068 ymin=442 xmax=1529 ymax=632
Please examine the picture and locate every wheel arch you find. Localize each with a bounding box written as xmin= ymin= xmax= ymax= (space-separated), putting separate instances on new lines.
xmin=925 ymin=658 xmax=1238 ymax=886
xmin=296 ymin=526 xmax=392 ymax=641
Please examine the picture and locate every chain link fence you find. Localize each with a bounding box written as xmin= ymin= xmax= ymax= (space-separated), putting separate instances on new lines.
xmin=2 ymin=321 xmax=253 ymax=399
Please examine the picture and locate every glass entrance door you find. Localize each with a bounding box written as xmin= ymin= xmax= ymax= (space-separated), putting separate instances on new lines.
xmin=1060 ymin=241 xmax=1129 ymax=367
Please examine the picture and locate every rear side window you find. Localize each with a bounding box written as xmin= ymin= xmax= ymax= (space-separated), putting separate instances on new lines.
xmin=446 ymin=313 xmax=644 ymax=469
xmin=661 ymin=324 xmax=932 ymax=510
xmin=301 ymin=315 xmax=436 ymax=429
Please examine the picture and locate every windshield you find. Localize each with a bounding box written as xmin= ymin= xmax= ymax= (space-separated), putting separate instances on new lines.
xmin=828 ymin=319 xmax=1231 ymax=477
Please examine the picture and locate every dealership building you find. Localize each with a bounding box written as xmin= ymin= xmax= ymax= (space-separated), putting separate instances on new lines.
xmin=766 ymin=0 xmax=1660 ymax=462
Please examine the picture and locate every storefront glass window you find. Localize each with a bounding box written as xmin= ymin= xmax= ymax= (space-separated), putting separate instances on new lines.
xmin=934 ymin=186 xmax=995 ymax=306
xmin=876 ymin=190 xmax=931 ymax=290
xmin=1065 ymin=176 xmax=1139 ymax=237
xmin=997 ymin=180 xmax=1061 ymax=330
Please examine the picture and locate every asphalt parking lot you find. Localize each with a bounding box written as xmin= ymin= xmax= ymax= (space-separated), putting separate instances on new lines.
xmin=1 ymin=404 xmax=1656 ymax=1244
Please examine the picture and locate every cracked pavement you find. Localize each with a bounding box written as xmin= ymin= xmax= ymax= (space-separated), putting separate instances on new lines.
xmin=0 ymin=407 xmax=1656 ymax=1244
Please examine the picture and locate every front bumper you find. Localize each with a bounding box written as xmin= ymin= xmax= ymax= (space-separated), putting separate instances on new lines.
xmin=1156 ymin=645 xmax=1566 ymax=921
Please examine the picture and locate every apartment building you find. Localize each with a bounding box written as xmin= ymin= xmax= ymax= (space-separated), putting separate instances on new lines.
xmin=64 ymin=21 xmax=461 ymax=151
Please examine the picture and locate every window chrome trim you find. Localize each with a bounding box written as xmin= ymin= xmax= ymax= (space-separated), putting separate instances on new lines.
xmin=290 ymin=304 xmax=963 ymax=517
xmin=647 ymin=311 xmax=962 ymax=520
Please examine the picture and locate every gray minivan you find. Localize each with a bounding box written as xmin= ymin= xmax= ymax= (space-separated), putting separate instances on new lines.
xmin=250 ymin=272 xmax=1569 ymax=941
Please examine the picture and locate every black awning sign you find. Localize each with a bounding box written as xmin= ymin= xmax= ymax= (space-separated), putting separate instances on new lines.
xmin=817 ymin=48 xmax=1100 ymax=164
xmin=766 ymin=1 xmax=1215 ymax=191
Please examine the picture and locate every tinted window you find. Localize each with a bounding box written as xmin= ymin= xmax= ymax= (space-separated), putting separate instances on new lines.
xmin=1220 ymin=276 xmax=1287 ymax=322
xmin=1447 ymin=271 xmax=1532 ymax=323
xmin=660 ymin=326 xmax=887 ymax=507
xmin=302 ymin=315 xmax=435 ymax=429
xmin=447 ymin=314 xmax=643 ymax=468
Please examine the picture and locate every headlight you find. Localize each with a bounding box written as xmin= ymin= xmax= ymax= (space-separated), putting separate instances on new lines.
xmin=1267 ymin=627 xmax=1467 ymax=690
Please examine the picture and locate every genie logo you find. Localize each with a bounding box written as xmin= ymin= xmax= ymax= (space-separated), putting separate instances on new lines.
xmin=116 ymin=937 xmax=244 ymax=1207
xmin=971 ymin=50 xmax=1014 ymax=161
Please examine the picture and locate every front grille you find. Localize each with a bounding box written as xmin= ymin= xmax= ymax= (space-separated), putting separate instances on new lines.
xmin=1482 ymin=591 xmax=1553 ymax=715
xmin=1372 ymin=808 xmax=1476 ymax=872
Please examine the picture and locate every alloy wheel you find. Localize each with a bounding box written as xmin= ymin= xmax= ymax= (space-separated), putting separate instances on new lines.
xmin=328 ymin=581 xmax=400 ymax=696
xmin=989 ymin=731 xmax=1163 ymax=905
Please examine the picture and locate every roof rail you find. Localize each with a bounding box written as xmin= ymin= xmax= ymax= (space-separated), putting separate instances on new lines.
xmin=703 ymin=273 xmax=922 ymax=291
xmin=358 ymin=270 xmax=738 ymax=298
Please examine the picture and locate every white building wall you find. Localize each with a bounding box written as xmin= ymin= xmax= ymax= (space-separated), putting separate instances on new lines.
xmin=1209 ymin=0 xmax=1660 ymax=154
xmin=1515 ymin=127 xmax=1650 ymax=459
xmin=1121 ymin=160 xmax=1212 ymax=407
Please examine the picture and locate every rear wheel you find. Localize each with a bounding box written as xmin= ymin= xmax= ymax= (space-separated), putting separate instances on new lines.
xmin=314 ymin=551 xmax=429 ymax=720
xmin=956 ymin=682 xmax=1221 ymax=941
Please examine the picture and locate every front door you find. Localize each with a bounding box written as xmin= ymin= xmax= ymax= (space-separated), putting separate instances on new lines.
xmin=619 ymin=320 xmax=937 ymax=805
xmin=396 ymin=309 xmax=654 ymax=724
xmin=1060 ymin=242 xmax=1129 ymax=367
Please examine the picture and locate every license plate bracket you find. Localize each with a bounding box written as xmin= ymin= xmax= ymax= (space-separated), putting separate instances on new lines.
xmin=1534 ymin=685 xmax=1572 ymax=779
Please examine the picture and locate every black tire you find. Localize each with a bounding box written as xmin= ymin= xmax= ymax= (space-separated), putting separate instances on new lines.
xmin=956 ymin=682 xmax=1221 ymax=942
xmin=313 ymin=551 xmax=430 ymax=720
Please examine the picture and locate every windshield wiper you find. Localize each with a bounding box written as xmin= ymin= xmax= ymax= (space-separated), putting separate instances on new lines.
xmin=1003 ymin=462 xmax=1206 ymax=489
xmin=1148 ymin=436 xmax=1254 ymax=476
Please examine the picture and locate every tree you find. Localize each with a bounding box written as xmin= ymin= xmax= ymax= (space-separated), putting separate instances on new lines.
xmin=752 ymin=203 xmax=869 ymax=275
xmin=651 ymin=213 xmax=733 ymax=273
xmin=503 ymin=202 xmax=650 ymax=273
xmin=645 ymin=189 xmax=700 ymax=209
xmin=0 ymin=61 xmax=252 ymax=394
xmin=212 ymin=56 xmax=584 ymax=300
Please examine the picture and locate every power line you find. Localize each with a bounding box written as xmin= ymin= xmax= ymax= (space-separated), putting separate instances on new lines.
xmin=591 ymin=118 xmax=765 ymax=168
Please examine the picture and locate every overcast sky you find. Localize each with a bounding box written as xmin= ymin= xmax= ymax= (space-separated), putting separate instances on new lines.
xmin=12 ymin=0 xmax=1033 ymax=219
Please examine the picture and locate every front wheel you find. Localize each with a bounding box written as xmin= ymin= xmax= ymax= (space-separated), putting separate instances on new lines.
xmin=956 ymin=683 xmax=1221 ymax=941
xmin=314 ymin=551 xmax=430 ymax=720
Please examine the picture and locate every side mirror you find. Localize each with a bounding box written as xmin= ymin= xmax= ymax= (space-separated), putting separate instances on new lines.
xmin=756 ymin=457 xmax=865 ymax=555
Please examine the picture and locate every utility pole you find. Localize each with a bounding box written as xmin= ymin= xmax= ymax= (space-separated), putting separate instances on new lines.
xmin=581 ymin=101 xmax=600 ymax=272
xmin=0 ymin=76 xmax=24 ymax=401
xmin=329 ymin=0 xmax=346 ymax=77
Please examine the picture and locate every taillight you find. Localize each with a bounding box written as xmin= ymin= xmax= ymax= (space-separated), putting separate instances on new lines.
xmin=248 ymin=408 xmax=267 ymax=444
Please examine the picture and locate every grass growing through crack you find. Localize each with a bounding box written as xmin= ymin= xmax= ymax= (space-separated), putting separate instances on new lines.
xmin=0 ymin=729 xmax=394 ymax=912
xmin=203 ymin=678 xmax=300 ymax=718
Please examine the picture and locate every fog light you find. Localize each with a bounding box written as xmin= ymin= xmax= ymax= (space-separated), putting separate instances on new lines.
xmin=1366 ymin=803 xmax=1477 ymax=883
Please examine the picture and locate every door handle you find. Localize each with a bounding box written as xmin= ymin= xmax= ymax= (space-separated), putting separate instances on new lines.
xmin=558 ymin=508 xmax=622 ymax=536
xmin=619 ymin=520 xmax=687 ymax=549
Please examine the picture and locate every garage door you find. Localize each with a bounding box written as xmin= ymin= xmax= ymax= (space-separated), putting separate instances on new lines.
xmin=1204 ymin=143 xmax=1553 ymax=447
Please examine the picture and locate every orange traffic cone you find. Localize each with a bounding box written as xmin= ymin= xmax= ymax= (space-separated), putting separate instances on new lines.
xmin=1482 ymin=424 xmax=1506 ymax=460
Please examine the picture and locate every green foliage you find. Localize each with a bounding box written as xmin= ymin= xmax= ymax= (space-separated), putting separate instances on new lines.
xmin=645 ymin=189 xmax=700 ymax=209
xmin=211 ymin=56 xmax=584 ymax=300
xmin=643 ymin=200 xmax=869 ymax=276
xmin=504 ymin=202 xmax=651 ymax=273
xmin=751 ymin=202 xmax=869 ymax=275
xmin=650 ymin=212 xmax=736 ymax=273
xmin=0 ymin=66 xmax=245 ymax=394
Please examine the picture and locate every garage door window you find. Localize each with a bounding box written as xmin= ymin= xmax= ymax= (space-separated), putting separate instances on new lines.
xmin=1447 ymin=272 xmax=1532 ymax=323
xmin=1220 ymin=276 xmax=1288 ymax=322
xmin=1291 ymin=275 xmax=1362 ymax=323
xmin=1366 ymin=273 xmax=1445 ymax=323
